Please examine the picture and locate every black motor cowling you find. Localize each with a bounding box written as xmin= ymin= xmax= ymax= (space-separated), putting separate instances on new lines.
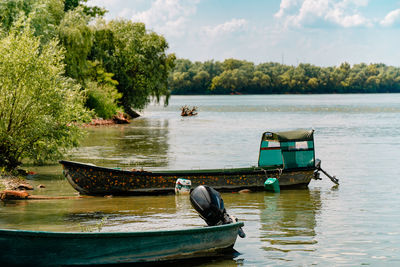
xmin=190 ymin=185 xmax=229 ymax=226
xmin=190 ymin=185 xmax=245 ymax=238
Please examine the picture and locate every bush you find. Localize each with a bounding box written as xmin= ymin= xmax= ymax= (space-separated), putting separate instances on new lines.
xmin=0 ymin=25 xmax=90 ymax=169
xmin=85 ymin=81 xmax=121 ymax=119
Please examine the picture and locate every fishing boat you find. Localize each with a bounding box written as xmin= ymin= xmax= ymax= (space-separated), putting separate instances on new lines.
xmin=60 ymin=129 xmax=336 ymax=196
xmin=0 ymin=186 xmax=245 ymax=266
xmin=0 ymin=223 xmax=243 ymax=265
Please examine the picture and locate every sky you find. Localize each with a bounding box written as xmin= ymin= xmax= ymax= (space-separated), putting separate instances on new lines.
xmin=87 ymin=0 xmax=400 ymax=67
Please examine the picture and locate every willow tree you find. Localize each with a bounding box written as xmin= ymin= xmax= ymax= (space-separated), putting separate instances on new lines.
xmin=0 ymin=0 xmax=65 ymax=44
xmin=90 ymin=19 xmax=175 ymax=115
xmin=58 ymin=6 xmax=93 ymax=83
xmin=0 ymin=0 xmax=34 ymax=32
xmin=0 ymin=26 xmax=89 ymax=170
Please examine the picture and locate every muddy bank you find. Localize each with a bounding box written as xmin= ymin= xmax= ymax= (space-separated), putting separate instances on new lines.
xmin=0 ymin=175 xmax=33 ymax=191
xmin=83 ymin=112 xmax=130 ymax=127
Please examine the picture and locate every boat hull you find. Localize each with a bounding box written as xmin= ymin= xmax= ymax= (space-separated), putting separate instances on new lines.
xmin=0 ymin=222 xmax=243 ymax=266
xmin=60 ymin=161 xmax=316 ymax=196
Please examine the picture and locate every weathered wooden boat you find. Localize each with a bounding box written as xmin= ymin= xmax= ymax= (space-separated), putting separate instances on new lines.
xmin=61 ymin=129 xmax=331 ymax=196
xmin=0 ymin=223 xmax=243 ymax=266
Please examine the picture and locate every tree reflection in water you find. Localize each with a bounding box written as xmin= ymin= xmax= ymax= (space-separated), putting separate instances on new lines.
xmin=260 ymin=189 xmax=322 ymax=259
xmin=68 ymin=118 xmax=170 ymax=169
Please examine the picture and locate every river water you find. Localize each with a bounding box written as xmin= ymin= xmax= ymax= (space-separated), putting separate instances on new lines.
xmin=1 ymin=94 xmax=400 ymax=266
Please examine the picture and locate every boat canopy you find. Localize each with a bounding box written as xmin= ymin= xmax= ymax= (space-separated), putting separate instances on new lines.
xmin=261 ymin=129 xmax=314 ymax=142
xmin=258 ymin=129 xmax=315 ymax=170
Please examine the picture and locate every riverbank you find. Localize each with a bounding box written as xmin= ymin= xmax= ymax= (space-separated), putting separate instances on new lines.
xmin=83 ymin=112 xmax=130 ymax=126
xmin=0 ymin=174 xmax=33 ymax=191
xmin=0 ymin=173 xmax=34 ymax=200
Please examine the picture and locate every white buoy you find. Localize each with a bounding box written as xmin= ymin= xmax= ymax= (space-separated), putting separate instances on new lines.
xmin=175 ymin=178 xmax=191 ymax=194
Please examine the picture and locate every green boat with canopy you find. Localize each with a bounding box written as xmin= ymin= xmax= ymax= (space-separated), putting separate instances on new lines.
xmin=258 ymin=129 xmax=316 ymax=169
xmin=61 ymin=129 xmax=338 ymax=196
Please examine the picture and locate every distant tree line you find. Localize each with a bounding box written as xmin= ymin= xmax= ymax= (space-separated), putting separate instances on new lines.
xmin=169 ymin=58 xmax=400 ymax=95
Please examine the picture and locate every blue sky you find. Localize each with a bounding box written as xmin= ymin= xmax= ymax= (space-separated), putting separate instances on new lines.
xmin=87 ymin=0 xmax=400 ymax=66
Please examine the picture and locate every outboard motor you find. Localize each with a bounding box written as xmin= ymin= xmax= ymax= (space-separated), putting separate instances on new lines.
xmin=190 ymin=185 xmax=245 ymax=238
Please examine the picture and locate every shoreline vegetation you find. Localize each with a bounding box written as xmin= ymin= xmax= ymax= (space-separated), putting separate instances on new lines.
xmin=83 ymin=112 xmax=130 ymax=127
xmin=169 ymin=59 xmax=400 ymax=95
xmin=0 ymin=0 xmax=173 ymax=170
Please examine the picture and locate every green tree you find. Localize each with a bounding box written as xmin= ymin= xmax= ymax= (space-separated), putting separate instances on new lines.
xmin=85 ymin=61 xmax=121 ymax=119
xmin=193 ymin=70 xmax=210 ymax=92
xmin=0 ymin=26 xmax=89 ymax=170
xmin=0 ymin=0 xmax=34 ymax=33
xmin=211 ymin=69 xmax=249 ymax=94
xmin=169 ymin=58 xmax=400 ymax=95
xmin=64 ymin=0 xmax=106 ymax=18
xmin=0 ymin=0 xmax=66 ymax=44
xmin=90 ymin=19 xmax=175 ymax=113
xmin=30 ymin=0 xmax=64 ymax=44
xmin=58 ymin=6 xmax=93 ymax=83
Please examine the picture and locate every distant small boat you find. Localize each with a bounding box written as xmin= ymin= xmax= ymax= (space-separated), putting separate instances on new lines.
xmin=60 ymin=129 xmax=337 ymax=196
xmin=181 ymin=105 xmax=198 ymax=116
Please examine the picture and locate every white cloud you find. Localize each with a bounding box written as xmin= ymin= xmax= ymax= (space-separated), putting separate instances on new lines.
xmin=86 ymin=0 xmax=140 ymax=20
xmin=117 ymin=8 xmax=135 ymax=19
xmin=380 ymin=9 xmax=400 ymax=27
xmin=131 ymin=0 xmax=199 ymax=37
xmin=87 ymin=0 xmax=124 ymax=7
xmin=274 ymin=0 xmax=302 ymax=19
xmin=274 ymin=0 xmax=371 ymax=28
xmin=202 ymin=19 xmax=248 ymax=38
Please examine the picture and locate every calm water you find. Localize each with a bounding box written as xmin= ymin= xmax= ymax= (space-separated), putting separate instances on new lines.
xmin=1 ymin=94 xmax=400 ymax=266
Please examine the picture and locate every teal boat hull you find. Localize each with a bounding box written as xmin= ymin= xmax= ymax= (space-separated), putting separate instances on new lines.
xmin=0 ymin=222 xmax=244 ymax=266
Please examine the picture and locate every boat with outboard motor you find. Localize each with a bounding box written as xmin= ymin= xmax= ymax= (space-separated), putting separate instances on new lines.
xmin=0 ymin=186 xmax=244 ymax=266
xmin=60 ymin=129 xmax=338 ymax=196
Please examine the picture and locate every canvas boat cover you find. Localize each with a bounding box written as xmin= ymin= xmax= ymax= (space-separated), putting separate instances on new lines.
xmin=262 ymin=129 xmax=314 ymax=142
xmin=259 ymin=129 xmax=315 ymax=169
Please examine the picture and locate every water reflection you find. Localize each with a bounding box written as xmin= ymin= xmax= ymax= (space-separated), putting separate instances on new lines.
xmin=0 ymin=175 xmax=211 ymax=233
xmin=259 ymin=189 xmax=321 ymax=259
xmin=153 ymin=252 xmax=241 ymax=267
xmin=0 ymin=194 xmax=209 ymax=232
xmin=68 ymin=118 xmax=170 ymax=168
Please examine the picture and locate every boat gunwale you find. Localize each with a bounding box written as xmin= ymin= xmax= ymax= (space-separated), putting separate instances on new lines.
xmin=59 ymin=160 xmax=316 ymax=176
xmin=0 ymin=222 xmax=244 ymax=238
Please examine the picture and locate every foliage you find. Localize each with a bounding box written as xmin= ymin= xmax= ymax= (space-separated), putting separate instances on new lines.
xmin=169 ymin=59 xmax=400 ymax=95
xmin=168 ymin=59 xmax=222 ymax=94
xmin=0 ymin=1 xmax=175 ymax=168
xmin=58 ymin=6 xmax=93 ymax=83
xmin=0 ymin=26 xmax=90 ymax=169
xmin=0 ymin=1 xmax=175 ymax=116
xmin=85 ymin=61 xmax=121 ymax=119
xmin=85 ymin=82 xmax=122 ymax=119
xmin=90 ymin=19 xmax=176 ymax=113
xmin=64 ymin=0 xmax=107 ymax=18
xmin=0 ymin=0 xmax=65 ymax=44
xmin=0 ymin=0 xmax=34 ymax=33
xmin=29 ymin=0 xmax=65 ymax=44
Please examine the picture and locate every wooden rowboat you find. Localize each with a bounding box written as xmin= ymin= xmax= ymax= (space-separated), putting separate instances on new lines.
xmin=60 ymin=160 xmax=318 ymax=195
xmin=61 ymin=130 xmax=323 ymax=196
xmin=0 ymin=222 xmax=244 ymax=266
